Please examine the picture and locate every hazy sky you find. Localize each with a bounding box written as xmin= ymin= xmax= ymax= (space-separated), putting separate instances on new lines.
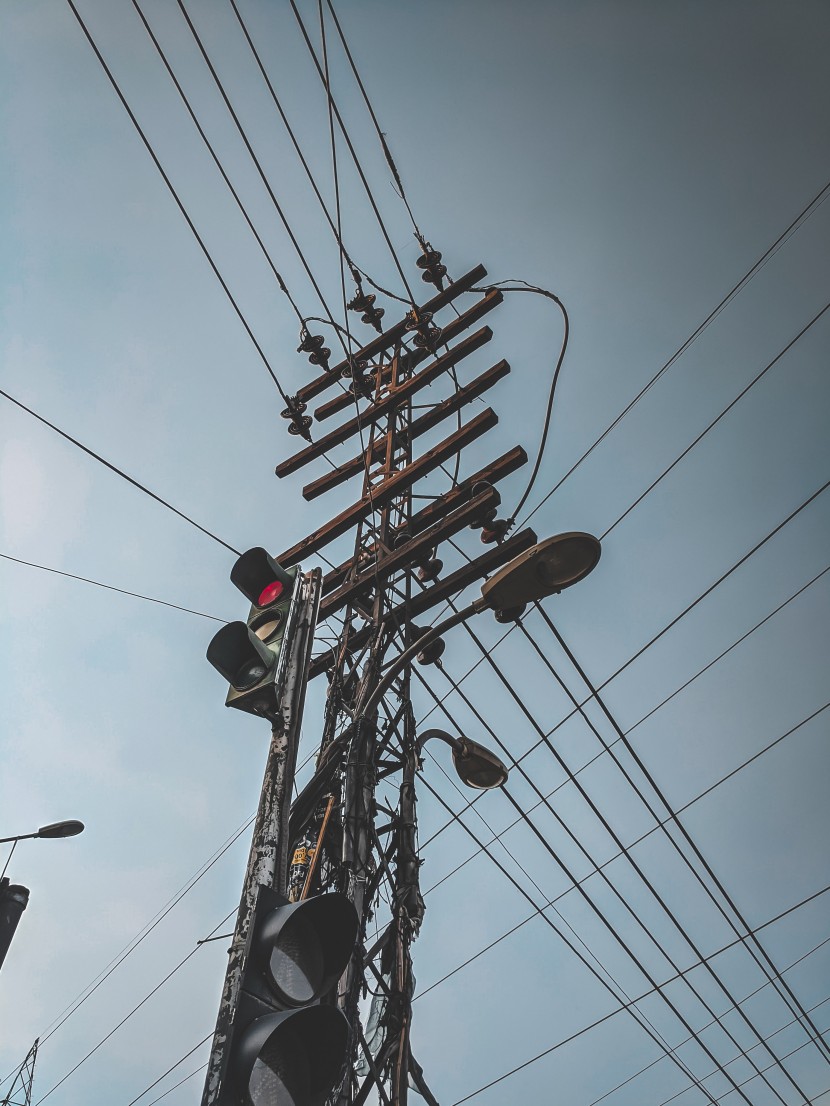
xmin=1 ymin=2 xmax=829 ymax=1105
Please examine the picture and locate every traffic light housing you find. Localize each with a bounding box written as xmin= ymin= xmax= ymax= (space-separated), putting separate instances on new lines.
xmin=225 ymin=885 xmax=358 ymax=1106
xmin=207 ymin=548 xmax=300 ymax=720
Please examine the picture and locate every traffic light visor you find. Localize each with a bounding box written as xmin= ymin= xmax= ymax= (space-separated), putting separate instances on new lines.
xmin=231 ymin=548 xmax=294 ymax=608
xmin=236 ymin=1006 xmax=349 ymax=1106
xmin=207 ymin=622 xmax=275 ymax=690
xmin=255 ymin=893 xmax=359 ymax=1007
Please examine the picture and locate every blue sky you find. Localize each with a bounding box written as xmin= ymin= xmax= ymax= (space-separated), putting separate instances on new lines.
xmin=1 ymin=2 xmax=829 ymax=1104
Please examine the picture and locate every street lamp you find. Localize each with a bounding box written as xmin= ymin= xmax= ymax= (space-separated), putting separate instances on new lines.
xmin=418 ymin=728 xmax=508 ymax=789
xmin=0 ymin=820 xmax=85 ymax=845
xmin=1 ymin=819 xmax=85 ymax=974
xmin=357 ymin=532 xmax=601 ymax=718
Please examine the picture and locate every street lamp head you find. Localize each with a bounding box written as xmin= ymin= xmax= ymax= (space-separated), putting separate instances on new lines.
xmin=451 ymin=738 xmax=509 ymax=790
xmin=418 ymin=729 xmax=509 ymax=790
xmin=36 ymin=820 xmax=85 ymax=840
xmin=480 ymin=532 xmax=601 ymax=613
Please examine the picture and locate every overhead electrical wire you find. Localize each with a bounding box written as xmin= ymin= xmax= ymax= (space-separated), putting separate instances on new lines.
xmin=287 ymin=0 xmax=418 ymax=305
xmin=420 ymin=560 xmax=830 ymax=859
xmin=123 ymin=1042 xmax=210 ymax=1106
xmin=593 ymin=978 xmax=830 ymax=1106
xmin=33 ymin=908 xmax=235 ymax=1104
xmin=0 ymin=385 xmax=240 ymax=555
xmin=173 ymin=0 xmax=346 ymax=352
xmin=438 ymin=586 xmax=829 ymax=1073
xmin=0 ymin=552 xmax=226 ymax=622
xmin=64 ymin=0 xmax=294 ymax=407
xmin=435 ymin=895 xmax=830 ymax=1104
xmin=323 ymin=0 xmax=422 ymax=238
xmin=601 ymin=298 xmax=830 ymax=539
xmin=415 ymin=665 xmax=808 ymax=1102
xmin=538 ymin=611 xmax=830 ymax=1063
xmin=519 ymin=173 xmax=830 ymax=528
xmin=129 ymin=0 xmax=304 ymax=326
xmin=451 ymin=984 xmax=830 ymax=1106
xmin=417 ymin=774 xmax=731 ymax=1106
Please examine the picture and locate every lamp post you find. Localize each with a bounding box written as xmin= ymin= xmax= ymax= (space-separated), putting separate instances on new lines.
xmin=356 ymin=531 xmax=601 ymax=719
xmin=417 ymin=728 xmax=509 ymax=790
xmin=0 ymin=819 xmax=85 ymax=975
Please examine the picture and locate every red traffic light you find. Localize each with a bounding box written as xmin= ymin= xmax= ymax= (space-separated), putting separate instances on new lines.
xmin=231 ymin=548 xmax=294 ymax=609
xmin=258 ymin=579 xmax=285 ymax=606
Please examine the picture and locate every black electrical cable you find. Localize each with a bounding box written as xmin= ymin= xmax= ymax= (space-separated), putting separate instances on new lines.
xmin=422 ymin=522 xmax=830 ymax=858
xmin=173 ymin=0 xmax=345 ymax=352
xmin=33 ymin=907 xmax=235 ymax=1104
xmin=0 ymin=385 xmax=240 ymax=556
xmin=452 ymin=595 xmax=828 ymax=1078
xmin=63 ymin=0 xmax=294 ymax=407
xmin=420 ymin=561 xmax=830 ymax=857
xmin=468 ymin=281 xmax=569 ymax=523
xmin=520 ymin=174 xmax=830 ymax=529
xmin=228 ymin=0 xmax=364 ymax=293
xmin=414 ymin=666 xmax=801 ymax=1104
xmin=143 ymin=1064 xmax=205 ymax=1105
xmin=0 ymin=552 xmax=226 ymax=622
xmin=417 ymin=775 xmax=723 ymax=1106
xmin=539 ymin=611 xmax=830 ymax=1064
xmin=324 ymin=0 xmax=422 ymax=239
xmin=129 ymin=0 xmax=304 ymax=326
xmin=123 ymin=1039 xmax=211 ymax=1106
xmin=450 ymin=979 xmax=830 ymax=1106
xmin=596 ymin=986 xmax=830 ymax=1106
xmin=287 ymin=0 xmax=418 ymax=305
xmin=522 ymin=477 xmax=830 ymax=763
xmin=424 ymin=695 xmax=829 ymax=920
xmin=601 ymin=299 xmax=830 ymax=539
xmin=36 ymin=817 xmax=253 ymax=1047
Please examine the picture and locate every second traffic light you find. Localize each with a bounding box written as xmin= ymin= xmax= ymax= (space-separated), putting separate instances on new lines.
xmin=226 ymin=886 xmax=358 ymax=1106
xmin=207 ymin=548 xmax=300 ymax=720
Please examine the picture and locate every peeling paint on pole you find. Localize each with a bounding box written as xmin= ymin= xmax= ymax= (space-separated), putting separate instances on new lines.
xmin=201 ymin=568 xmax=321 ymax=1106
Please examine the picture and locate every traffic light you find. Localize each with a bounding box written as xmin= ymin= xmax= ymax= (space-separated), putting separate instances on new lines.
xmin=225 ymin=885 xmax=358 ymax=1106
xmin=207 ymin=548 xmax=300 ymax=720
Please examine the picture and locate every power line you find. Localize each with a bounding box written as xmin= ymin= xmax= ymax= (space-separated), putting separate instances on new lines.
xmin=0 ymin=552 xmax=225 ymax=622
xmin=129 ymin=0 xmax=305 ymax=324
xmin=541 ymin=611 xmax=830 ymax=1064
xmin=0 ymin=385 xmax=239 ymax=555
xmin=64 ymin=0 xmax=293 ymax=407
xmin=418 ymin=659 xmax=809 ymax=1102
xmin=287 ymin=0 xmax=418 ymax=305
xmin=36 ymin=819 xmax=252 ymax=1047
xmin=124 ymin=1040 xmax=210 ymax=1106
xmin=33 ymin=906 xmax=234 ymax=1104
xmin=421 ymin=560 xmax=829 ymax=861
xmin=601 ymin=298 xmax=830 ymax=539
xmin=324 ymin=0 xmax=422 ymax=238
xmin=173 ymin=0 xmax=346 ymax=351
xmin=417 ymin=774 xmax=732 ymax=1106
xmin=520 ymin=174 xmax=830 ymax=528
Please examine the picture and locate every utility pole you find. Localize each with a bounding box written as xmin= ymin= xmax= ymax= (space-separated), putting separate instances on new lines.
xmin=0 ymin=1039 xmax=38 ymax=1106
xmin=202 ymin=568 xmax=322 ymax=1106
xmin=275 ymin=263 xmax=538 ymax=1105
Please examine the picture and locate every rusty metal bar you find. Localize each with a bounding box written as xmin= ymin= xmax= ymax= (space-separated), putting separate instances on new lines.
xmin=319 ymin=488 xmax=499 ymax=620
xmin=308 ymin=528 xmax=538 ymax=679
xmin=314 ymin=288 xmax=504 ymax=422
xmin=318 ymin=445 xmax=529 ymax=597
xmin=296 ymin=264 xmax=488 ymax=405
xmin=302 ymin=360 xmax=511 ymax=502
xmin=276 ymin=408 xmax=499 ymax=567
xmin=275 ymin=332 xmax=496 ymax=480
